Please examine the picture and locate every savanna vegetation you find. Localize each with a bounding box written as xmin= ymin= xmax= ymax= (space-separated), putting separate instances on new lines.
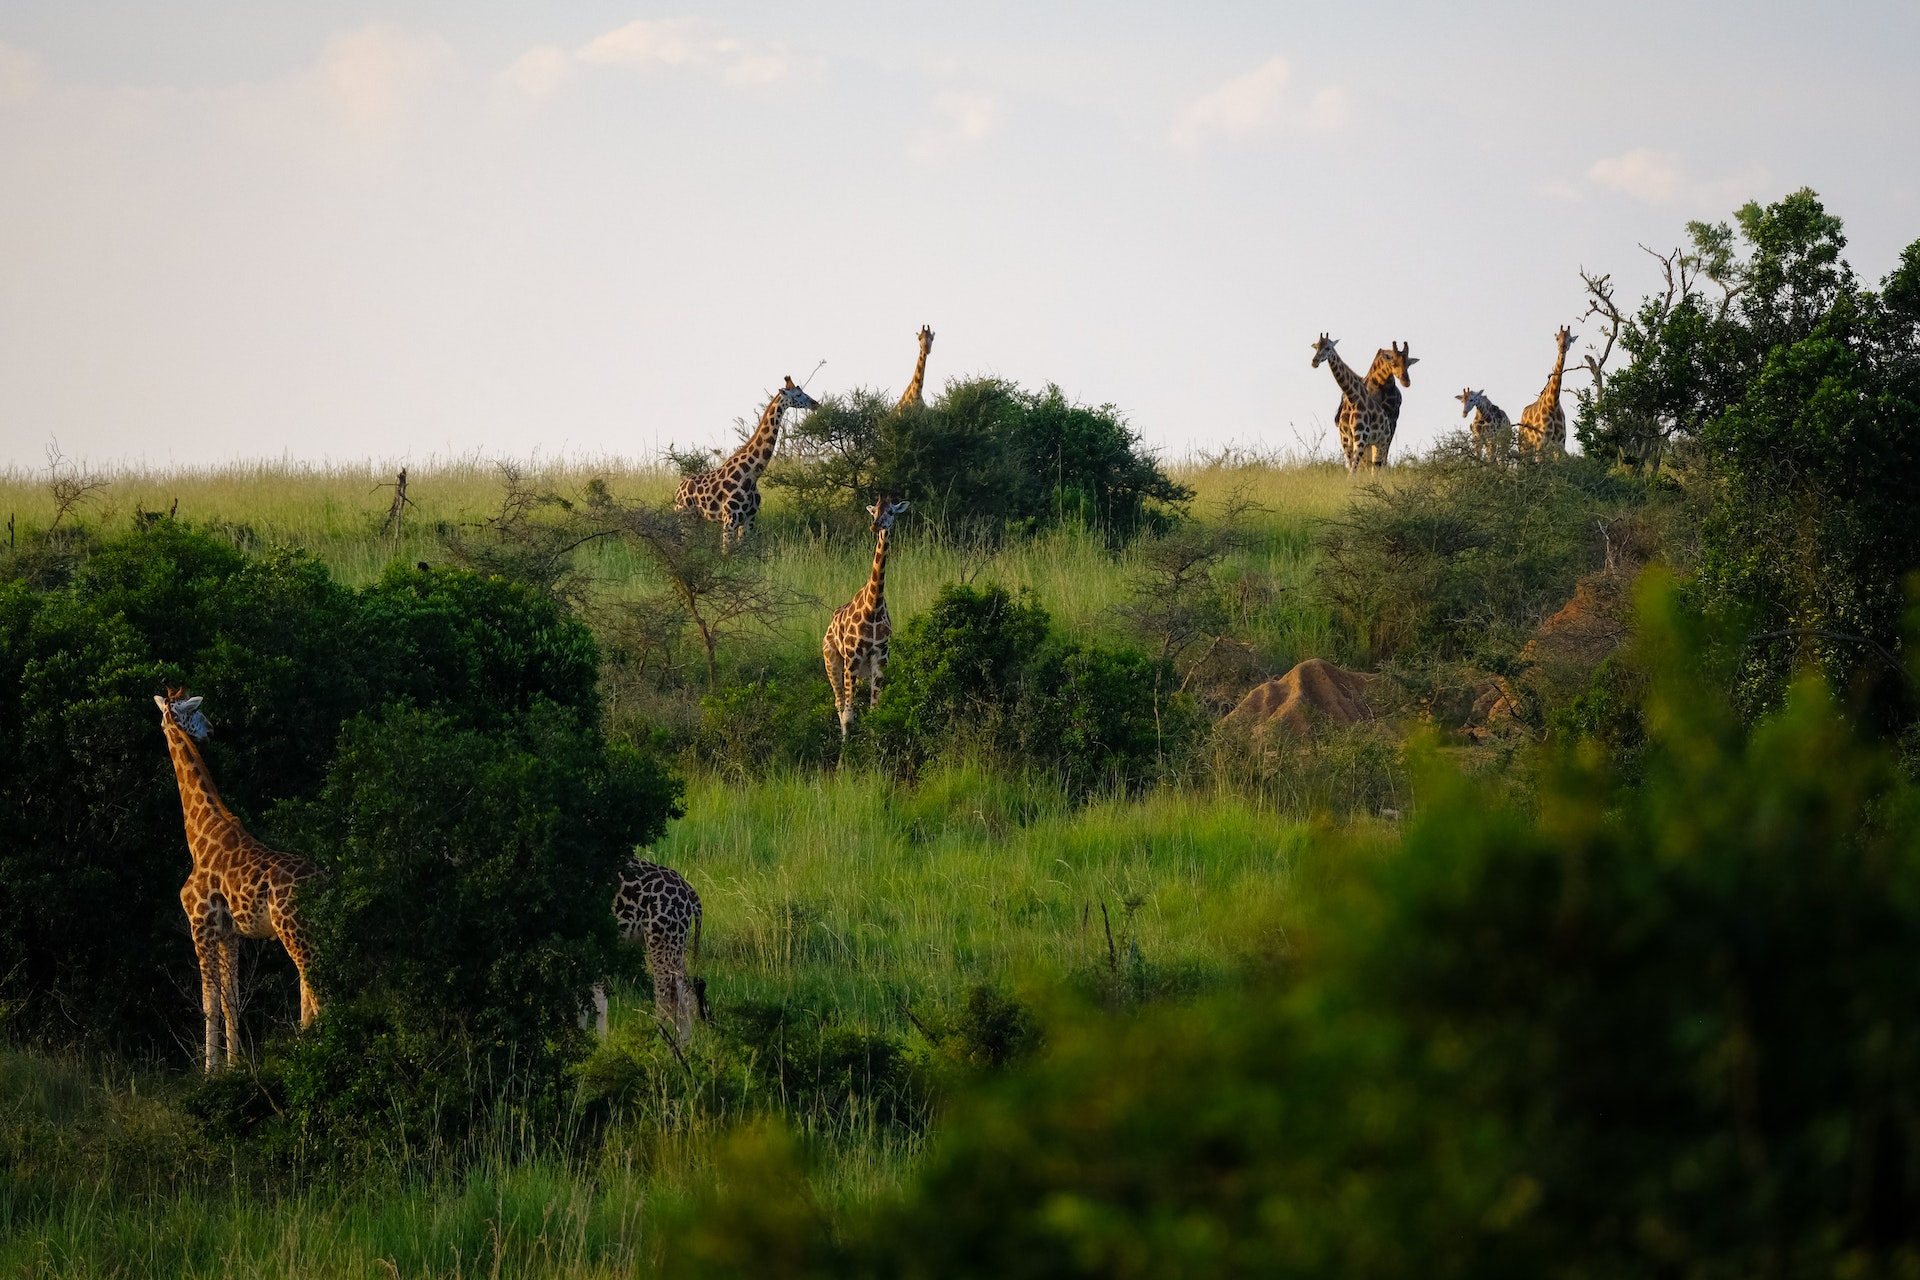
xmin=2 ymin=188 xmax=1918 ymax=1277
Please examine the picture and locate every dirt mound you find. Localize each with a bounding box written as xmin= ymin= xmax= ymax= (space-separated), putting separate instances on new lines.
xmin=1520 ymin=573 xmax=1633 ymax=671
xmin=1222 ymin=658 xmax=1374 ymax=739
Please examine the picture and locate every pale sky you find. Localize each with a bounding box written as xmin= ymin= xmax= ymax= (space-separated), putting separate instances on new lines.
xmin=1 ymin=2 xmax=1916 ymax=470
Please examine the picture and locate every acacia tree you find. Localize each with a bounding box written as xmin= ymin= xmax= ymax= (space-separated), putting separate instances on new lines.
xmin=1577 ymin=189 xmax=1920 ymax=715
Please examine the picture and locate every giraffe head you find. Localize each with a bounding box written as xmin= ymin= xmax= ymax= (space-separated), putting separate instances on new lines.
xmin=1457 ymin=388 xmax=1487 ymax=418
xmin=1555 ymin=325 xmax=1578 ymax=356
xmin=917 ymin=325 xmax=935 ymax=355
xmin=154 ymin=687 xmax=211 ymax=740
xmin=777 ymin=376 xmax=819 ymax=413
xmin=1385 ymin=341 xmax=1418 ymax=387
xmin=1310 ymin=333 xmax=1339 ymax=368
xmin=867 ymin=497 xmax=910 ymax=534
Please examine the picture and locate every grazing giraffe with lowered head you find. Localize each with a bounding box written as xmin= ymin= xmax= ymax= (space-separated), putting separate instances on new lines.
xmin=896 ymin=325 xmax=935 ymax=412
xmin=1517 ymin=326 xmax=1577 ymax=456
xmin=674 ymin=376 xmax=819 ymax=550
xmin=1457 ymin=387 xmax=1513 ymax=458
xmin=1314 ymin=335 xmax=1416 ymax=472
xmin=824 ymin=498 xmax=909 ymax=739
xmin=589 ymin=857 xmax=706 ymax=1043
xmin=154 ymin=688 xmax=322 ymax=1073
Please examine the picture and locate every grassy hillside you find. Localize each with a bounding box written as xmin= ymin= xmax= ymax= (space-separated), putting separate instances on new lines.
xmin=1 ymin=455 xmax=1365 ymax=1277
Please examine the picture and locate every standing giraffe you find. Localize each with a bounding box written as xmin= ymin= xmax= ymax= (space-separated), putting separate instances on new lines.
xmin=1313 ymin=335 xmax=1416 ymax=472
xmin=590 ymin=857 xmax=706 ymax=1042
xmin=1517 ymin=326 xmax=1577 ymax=456
xmin=153 ymin=688 xmax=321 ymax=1073
xmin=1456 ymin=387 xmax=1513 ymax=458
xmin=824 ymin=498 xmax=909 ymax=739
xmin=674 ymin=376 xmax=819 ymax=550
xmin=896 ymin=325 xmax=935 ymax=412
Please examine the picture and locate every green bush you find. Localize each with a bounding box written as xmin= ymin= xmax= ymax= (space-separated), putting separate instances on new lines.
xmin=769 ymin=377 xmax=1189 ymax=539
xmin=1313 ymin=443 xmax=1660 ymax=669
xmin=0 ymin=523 xmax=626 ymax=1061
xmin=665 ymin=579 xmax=1920 ymax=1277
xmin=272 ymin=699 xmax=679 ymax=1145
xmin=863 ymin=583 xmax=1192 ymax=791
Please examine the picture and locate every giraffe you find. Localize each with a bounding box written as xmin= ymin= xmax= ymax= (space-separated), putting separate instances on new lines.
xmin=1313 ymin=335 xmax=1416 ymax=472
xmin=153 ymin=688 xmax=322 ymax=1073
xmin=896 ymin=325 xmax=935 ymax=412
xmin=1517 ymin=326 xmax=1577 ymax=456
xmin=674 ymin=376 xmax=820 ymax=550
xmin=1456 ymin=387 xmax=1513 ymax=458
xmin=590 ymin=857 xmax=706 ymax=1042
xmin=823 ymin=498 xmax=909 ymax=739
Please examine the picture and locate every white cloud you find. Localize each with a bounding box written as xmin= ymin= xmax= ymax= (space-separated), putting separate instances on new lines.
xmin=499 ymin=45 xmax=573 ymax=100
xmin=1587 ymin=147 xmax=1684 ymax=204
xmin=0 ymin=41 xmax=41 ymax=103
xmin=315 ymin=25 xmax=454 ymax=129
xmin=908 ymin=91 xmax=999 ymax=163
xmin=578 ymin=19 xmax=701 ymax=68
xmin=568 ymin=18 xmax=791 ymax=86
xmin=1171 ymin=56 xmax=1347 ymax=148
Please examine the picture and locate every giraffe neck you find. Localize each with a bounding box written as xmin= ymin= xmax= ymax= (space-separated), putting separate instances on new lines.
xmin=162 ymin=724 xmax=242 ymax=859
xmin=724 ymin=391 xmax=787 ymax=481
xmin=1362 ymin=350 xmax=1398 ymax=394
xmin=863 ymin=526 xmax=891 ymax=608
xmin=899 ymin=344 xmax=931 ymax=410
xmin=1322 ymin=349 xmax=1367 ymax=402
xmin=1541 ymin=345 xmax=1569 ymax=403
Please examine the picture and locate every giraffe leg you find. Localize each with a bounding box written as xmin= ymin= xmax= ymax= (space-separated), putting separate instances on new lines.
xmin=190 ymin=921 xmax=223 ymax=1074
xmin=586 ymin=982 xmax=609 ymax=1037
xmin=219 ymin=935 xmax=243 ymax=1064
xmin=868 ymin=651 xmax=886 ymax=709
xmin=832 ymin=646 xmax=857 ymax=739
xmin=824 ymin=641 xmax=847 ymax=734
xmin=271 ymin=894 xmax=321 ymax=1027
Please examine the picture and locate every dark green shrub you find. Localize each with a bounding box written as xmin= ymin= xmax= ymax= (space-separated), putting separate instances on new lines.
xmin=666 ymin=580 xmax=1920 ymax=1277
xmin=695 ymin=675 xmax=837 ymax=772
xmin=769 ymin=377 xmax=1189 ymax=539
xmin=863 ymin=583 xmax=1189 ymax=791
xmin=279 ymin=699 xmax=679 ymax=1141
xmin=0 ymin=526 xmax=631 ymax=1061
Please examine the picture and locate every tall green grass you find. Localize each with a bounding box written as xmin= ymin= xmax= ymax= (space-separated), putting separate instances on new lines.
xmin=1 ymin=769 xmax=1317 ymax=1278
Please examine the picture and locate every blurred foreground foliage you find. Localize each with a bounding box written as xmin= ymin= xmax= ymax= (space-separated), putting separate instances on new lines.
xmin=664 ymin=578 xmax=1920 ymax=1278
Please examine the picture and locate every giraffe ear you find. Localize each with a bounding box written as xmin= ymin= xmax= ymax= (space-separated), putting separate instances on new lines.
xmin=891 ymin=501 xmax=910 ymax=514
xmin=176 ymin=696 xmax=204 ymax=714
xmin=1406 ymin=356 xmax=1419 ymax=366
xmin=154 ymin=694 xmax=169 ymax=712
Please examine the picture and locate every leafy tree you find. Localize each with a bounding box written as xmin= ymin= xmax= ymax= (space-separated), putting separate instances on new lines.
xmin=1581 ymin=190 xmax=1920 ymax=710
xmin=0 ymin=524 xmax=635 ymax=1061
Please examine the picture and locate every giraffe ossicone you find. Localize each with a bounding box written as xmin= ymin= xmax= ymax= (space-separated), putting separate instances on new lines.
xmin=674 ymin=375 xmax=820 ymax=551
xmin=155 ymin=687 xmax=323 ymax=1074
xmin=824 ymin=497 xmax=909 ymax=740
